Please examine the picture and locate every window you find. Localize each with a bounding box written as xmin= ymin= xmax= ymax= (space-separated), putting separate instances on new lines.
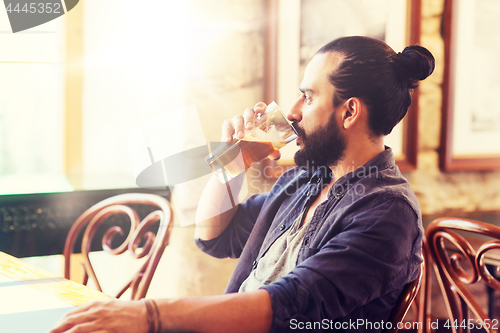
xmin=0 ymin=0 xmax=189 ymax=195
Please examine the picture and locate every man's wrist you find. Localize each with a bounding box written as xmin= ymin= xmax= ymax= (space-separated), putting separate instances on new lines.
xmin=143 ymin=299 xmax=162 ymax=333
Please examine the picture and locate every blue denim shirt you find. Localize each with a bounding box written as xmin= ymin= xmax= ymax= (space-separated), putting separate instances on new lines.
xmin=195 ymin=147 xmax=423 ymax=332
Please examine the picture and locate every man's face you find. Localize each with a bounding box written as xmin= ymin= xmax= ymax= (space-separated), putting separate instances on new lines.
xmin=288 ymin=52 xmax=347 ymax=169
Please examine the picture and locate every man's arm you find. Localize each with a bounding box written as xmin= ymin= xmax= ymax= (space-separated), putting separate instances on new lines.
xmin=48 ymin=290 xmax=273 ymax=333
xmin=194 ymin=173 xmax=242 ymax=241
xmin=194 ymin=104 xmax=258 ymax=241
xmin=194 ymin=102 xmax=279 ymax=241
xmin=158 ymin=289 xmax=273 ymax=333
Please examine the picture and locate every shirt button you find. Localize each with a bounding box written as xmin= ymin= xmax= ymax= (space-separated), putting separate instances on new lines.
xmin=279 ymin=224 xmax=285 ymax=231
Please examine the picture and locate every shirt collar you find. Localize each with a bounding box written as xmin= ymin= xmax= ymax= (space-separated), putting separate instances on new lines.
xmin=329 ymin=146 xmax=395 ymax=198
xmin=296 ymin=146 xmax=395 ymax=197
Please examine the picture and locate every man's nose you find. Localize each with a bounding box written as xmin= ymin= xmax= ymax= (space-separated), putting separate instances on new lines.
xmin=287 ymin=96 xmax=303 ymax=123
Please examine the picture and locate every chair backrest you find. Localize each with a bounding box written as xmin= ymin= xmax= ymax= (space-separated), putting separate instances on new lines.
xmin=425 ymin=217 xmax=500 ymax=333
xmin=384 ymin=263 xmax=424 ymax=333
xmin=63 ymin=193 xmax=173 ymax=300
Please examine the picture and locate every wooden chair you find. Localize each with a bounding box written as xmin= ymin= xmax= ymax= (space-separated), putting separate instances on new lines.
xmin=384 ymin=263 xmax=424 ymax=333
xmin=425 ymin=217 xmax=500 ymax=333
xmin=417 ymin=238 xmax=432 ymax=333
xmin=63 ymin=193 xmax=173 ymax=300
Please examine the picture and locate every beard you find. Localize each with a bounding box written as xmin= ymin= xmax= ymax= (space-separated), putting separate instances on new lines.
xmin=293 ymin=112 xmax=347 ymax=170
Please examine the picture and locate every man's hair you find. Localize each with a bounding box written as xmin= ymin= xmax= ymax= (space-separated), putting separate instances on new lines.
xmin=317 ymin=36 xmax=435 ymax=136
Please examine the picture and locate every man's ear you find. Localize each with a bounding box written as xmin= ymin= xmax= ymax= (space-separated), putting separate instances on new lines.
xmin=342 ymin=97 xmax=362 ymax=129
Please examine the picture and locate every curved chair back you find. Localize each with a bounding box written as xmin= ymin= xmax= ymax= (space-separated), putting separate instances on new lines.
xmin=63 ymin=193 xmax=173 ymax=300
xmin=384 ymin=263 xmax=424 ymax=333
xmin=426 ymin=217 xmax=500 ymax=333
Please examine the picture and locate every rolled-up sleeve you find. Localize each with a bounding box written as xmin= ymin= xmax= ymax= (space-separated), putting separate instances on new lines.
xmin=260 ymin=198 xmax=422 ymax=332
xmin=195 ymin=192 xmax=269 ymax=259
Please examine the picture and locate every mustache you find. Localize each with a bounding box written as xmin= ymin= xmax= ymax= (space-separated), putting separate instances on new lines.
xmin=292 ymin=122 xmax=306 ymax=139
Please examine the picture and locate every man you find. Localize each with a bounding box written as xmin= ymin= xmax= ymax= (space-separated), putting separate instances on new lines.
xmin=50 ymin=36 xmax=434 ymax=333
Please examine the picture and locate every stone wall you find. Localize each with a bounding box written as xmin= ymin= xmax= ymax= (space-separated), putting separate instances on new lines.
xmin=409 ymin=0 xmax=500 ymax=216
xmin=184 ymin=0 xmax=265 ymax=144
xmin=148 ymin=0 xmax=266 ymax=298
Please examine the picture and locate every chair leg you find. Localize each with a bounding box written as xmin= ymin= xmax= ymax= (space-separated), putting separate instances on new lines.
xmin=486 ymin=264 xmax=496 ymax=319
xmin=419 ymin=244 xmax=432 ymax=333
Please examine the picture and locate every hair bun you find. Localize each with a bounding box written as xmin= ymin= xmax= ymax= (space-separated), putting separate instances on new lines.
xmin=395 ymin=45 xmax=435 ymax=88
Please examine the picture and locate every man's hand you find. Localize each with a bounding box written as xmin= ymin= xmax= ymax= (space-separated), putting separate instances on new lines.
xmin=48 ymin=300 xmax=148 ymax=333
xmin=48 ymin=290 xmax=273 ymax=333
xmin=195 ymin=102 xmax=282 ymax=241
xmin=221 ymin=102 xmax=281 ymax=160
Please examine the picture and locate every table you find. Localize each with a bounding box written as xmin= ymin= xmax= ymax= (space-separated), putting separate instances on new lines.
xmin=0 ymin=251 xmax=111 ymax=333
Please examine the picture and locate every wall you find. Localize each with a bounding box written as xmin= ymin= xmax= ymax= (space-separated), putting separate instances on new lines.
xmin=409 ymin=0 xmax=500 ymax=216
xmin=147 ymin=0 xmax=267 ymax=298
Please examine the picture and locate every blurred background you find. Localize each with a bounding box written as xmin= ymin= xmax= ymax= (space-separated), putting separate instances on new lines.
xmin=1 ymin=0 xmax=500 ymax=318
